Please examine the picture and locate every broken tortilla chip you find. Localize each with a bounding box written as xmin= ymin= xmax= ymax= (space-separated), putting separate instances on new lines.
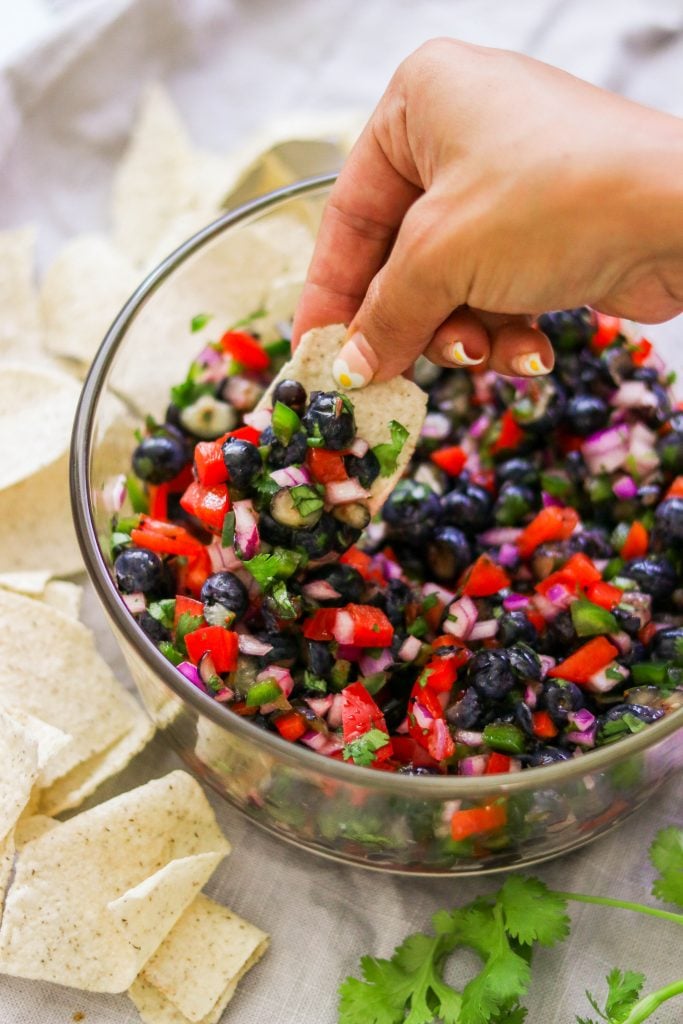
xmin=0 ymin=708 xmax=40 ymax=845
xmin=0 ymin=572 xmax=82 ymax=619
xmin=0 ymin=226 xmax=43 ymax=359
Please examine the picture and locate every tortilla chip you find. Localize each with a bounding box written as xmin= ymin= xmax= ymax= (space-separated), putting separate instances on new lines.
xmin=0 ymin=770 xmax=230 ymax=992
xmin=41 ymin=234 xmax=138 ymax=369
xmin=0 ymin=707 xmax=71 ymax=789
xmin=0 ymin=709 xmax=40 ymax=844
xmin=0 ymin=363 xmax=81 ymax=491
xmin=0 ymin=570 xmax=52 ymax=595
xmin=38 ymin=689 xmax=155 ymax=816
xmin=0 ymin=590 xmax=147 ymax=784
xmin=135 ymin=892 xmax=268 ymax=1024
xmin=0 ymin=831 xmax=15 ymax=914
xmin=0 ymin=572 xmax=83 ymax=619
xmin=258 ymin=324 xmax=427 ymax=512
xmin=13 ymin=814 xmax=58 ymax=849
xmin=0 ymin=226 xmax=43 ymax=359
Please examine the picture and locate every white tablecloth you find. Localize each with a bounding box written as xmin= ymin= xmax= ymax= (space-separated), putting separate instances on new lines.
xmin=0 ymin=1 xmax=681 ymax=1021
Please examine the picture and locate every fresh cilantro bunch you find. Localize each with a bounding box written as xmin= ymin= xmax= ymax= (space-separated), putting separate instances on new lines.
xmin=337 ymin=826 xmax=683 ymax=1024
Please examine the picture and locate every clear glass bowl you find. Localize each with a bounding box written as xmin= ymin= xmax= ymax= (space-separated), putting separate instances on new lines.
xmin=71 ymin=175 xmax=683 ymax=875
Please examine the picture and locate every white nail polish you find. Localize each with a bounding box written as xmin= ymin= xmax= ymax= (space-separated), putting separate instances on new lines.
xmin=510 ymin=352 xmax=551 ymax=376
xmin=450 ymin=341 xmax=485 ymax=367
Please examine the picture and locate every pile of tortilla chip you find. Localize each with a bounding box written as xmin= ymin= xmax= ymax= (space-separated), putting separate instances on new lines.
xmin=0 ymin=767 xmax=268 ymax=1022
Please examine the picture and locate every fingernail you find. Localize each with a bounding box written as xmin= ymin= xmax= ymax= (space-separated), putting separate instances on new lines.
xmin=510 ymin=351 xmax=552 ymax=376
xmin=448 ymin=340 xmax=486 ymax=367
xmin=332 ymin=332 xmax=378 ymax=390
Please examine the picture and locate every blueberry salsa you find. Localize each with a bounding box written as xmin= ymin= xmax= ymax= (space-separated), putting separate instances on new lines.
xmin=112 ymin=311 xmax=683 ymax=792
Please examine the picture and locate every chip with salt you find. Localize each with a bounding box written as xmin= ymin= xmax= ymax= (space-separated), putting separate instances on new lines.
xmin=0 ymin=708 xmax=40 ymax=845
xmin=0 ymin=572 xmax=82 ymax=619
xmin=0 ymin=770 xmax=230 ymax=992
xmin=129 ymin=893 xmax=268 ymax=1024
xmin=0 ymin=226 xmax=43 ymax=359
xmin=258 ymin=323 xmax=427 ymax=513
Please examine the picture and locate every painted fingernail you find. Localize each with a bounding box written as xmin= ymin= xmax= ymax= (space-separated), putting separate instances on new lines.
xmin=510 ymin=351 xmax=552 ymax=376
xmin=332 ymin=332 xmax=378 ymax=389
xmin=448 ymin=340 xmax=486 ymax=367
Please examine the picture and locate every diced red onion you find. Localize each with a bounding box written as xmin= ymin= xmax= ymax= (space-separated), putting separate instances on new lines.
xmin=237 ymin=634 xmax=273 ymax=657
xmin=177 ymin=661 xmax=206 ymax=692
xmin=503 ymin=593 xmax=530 ymax=612
xmin=359 ymin=648 xmax=394 ymax=676
xmin=566 ymin=725 xmax=597 ymax=747
xmin=233 ymin=499 xmax=260 ymax=560
xmin=257 ymin=665 xmax=294 ymax=698
xmin=398 ymin=636 xmax=422 ymax=662
xmin=305 ymin=695 xmax=334 ymax=717
xmin=539 ymin=655 xmax=556 ymax=679
xmin=270 ymin=465 xmax=312 ymax=487
xmin=430 ymin=718 xmax=453 ymax=761
xmin=546 ymin=583 xmax=574 ymax=609
xmin=459 ymin=755 xmax=488 ymax=777
xmin=581 ymin=424 xmax=629 ymax=474
xmin=201 ymin=361 xmax=230 ymax=384
xmin=208 ymin=539 xmax=243 ymax=572
xmin=243 ymin=408 xmax=272 ymax=431
xmin=102 ymin=474 xmax=127 ymax=514
xmin=542 ymin=491 xmax=563 ymax=508
xmin=609 ymin=630 xmax=632 ymax=655
xmin=469 ymin=414 xmax=490 ymax=439
xmin=421 ymin=412 xmax=451 ymax=440
xmin=454 ymin=729 xmax=483 ymax=746
xmin=412 ymin=701 xmax=435 ymax=731
xmin=533 ymin=594 xmax=562 ymax=622
xmin=214 ymin=687 xmax=234 ymax=702
xmin=612 ymin=475 xmax=638 ymax=500
xmin=197 ymin=344 xmax=223 ymax=366
xmin=569 ymin=708 xmax=596 ymax=732
xmin=364 ymin=521 xmax=387 ymax=545
xmin=480 ymin=527 xmax=522 ymax=546
xmin=612 ymin=381 xmax=658 ymax=409
xmin=327 ymin=693 xmax=345 ymax=729
xmin=469 ymin=618 xmax=499 ymax=641
xmin=222 ymin=375 xmax=263 ymax=411
xmin=348 ymin=436 xmax=369 ymax=457
xmin=336 ymin=643 xmax=361 ymax=661
xmin=444 ymin=595 xmax=478 ymax=639
xmin=628 ymin=422 xmax=659 ymax=476
xmin=321 ymin=735 xmax=344 ymax=756
xmin=122 ymin=592 xmax=146 ymax=615
xmin=422 ymin=582 xmax=456 ymax=605
xmin=373 ymin=552 xmax=403 ymax=581
xmin=325 ymin=479 xmax=371 ymax=505
xmin=301 ymin=730 xmax=329 ymax=752
xmin=585 ymin=662 xmax=629 ymax=693
xmin=498 ymin=543 xmax=520 ymax=568
xmin=302 ymin=580 xmax=342 ymax=601
xmin=395 ymin=715 xmax=410 ymax=735
xmin=524 ymin=683 xmax=539 ymax=708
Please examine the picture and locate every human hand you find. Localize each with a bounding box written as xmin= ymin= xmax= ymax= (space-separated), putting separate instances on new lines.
xmin=293 ymin=38 xmax=683 ymax=386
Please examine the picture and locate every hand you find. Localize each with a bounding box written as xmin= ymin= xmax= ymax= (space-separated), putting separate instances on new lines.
xmin=293 ymin=38 xmax=683 ymax=387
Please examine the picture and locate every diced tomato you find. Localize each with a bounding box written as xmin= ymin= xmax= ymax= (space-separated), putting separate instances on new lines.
xmin=469 ymin=467 xmax=496 ymax=492
xmin=585 ymin=580 xmax=623 ymax=611
xmin=307 ymin=447 xmax=349 ymax=483
xmin=194 ymin=440 xmax=228 ymax=486
xmin=531 ymin=710 xmax=559 ymax=739
xmin=302 ymin=608 xmax=338 ymax=642
xmin=665 ymin=476 xmax=683 ymax=499
xmin=231 ymin=701 xmax=259 ymax=717
xmin=184 ymin=625 xmax=239 ymax=673
xmin=176 ymin=546 xmax=212 ymax=598
xmin=430 ymin=445 xmax=467 ymax=476
xmin=407 ymin=683 xmax=456 ymax=761
xmin=630 ymin=338 xmax=653 ymax=366
xmin=548 ymin=636 xmax=619 ymax=685
xmin=340 ymin=546 xmax=385 ymax=585
xmin=517 ymin=506 xmax=580 ymax=559
xmin=461 ymin=554 xmax=511 ymax=597
xmin=562 ymin=553 xmax=602 ymax=588
xmin=341 ymin=682 xmax=393 ymax=764
xmin=485 ymin=752 xmax=512 ymax=774
xmin=219 ymin=330 xmax=270 ymax=371
xmin=638 ymin=621 xmax=659 ymax=646
xmin=131 ymin=516 xmax=205 ymax=556
xmin=274 ymin=710 xmax=307 ymax=742
xmin=491 ymin=409 xmax=524 ymax=454
xmin=526 ymin=608 xmax=547 ymax=634
xmin=174 ymin=595 xmax=204 ymax=626
xmin=225 ymin=425 xmax=262 ymax=445
xmin=621 ymin=521 xmax=649 ymax=560
xmin=592 ymin=313 xmax=621 ymax=350
xmin=423 ymin=597 xmax=445 ymax=633
xmin=148 ymin=484 xmax=168 ymax=520
xmin=535 ymin=570 xmax=577 ymax=598
xmin=391 ymin=736 xmax=441 ymax=769
xmin=166 ymin=464 xmax=195 ymax=493
xmin=180 ymin=480 xmax=230 ymax=532
xmin=432 ymin=633 xmax=467 ymax=650
xmin=556 ymin=428 xmax=585 ymax=454
xmin=417 ymin=650 xmax=470 ymax=694
xmin=303 ymin=604 xmax=394 ymax=648
xmin=450 ymin=801 xmax=507 ymax=842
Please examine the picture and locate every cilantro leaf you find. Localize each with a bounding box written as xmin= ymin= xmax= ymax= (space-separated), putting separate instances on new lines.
xmin=343 ymin=728 xmax=391 ymax=767
xmin=190 ymin=313 xmax=213 ymax=332
xmin=243 ymin=548 xmax=301 ymax=589
xmin=458 ymin=904 xmax=531 ymax=1024
xmin=269 ymin=580 xmax=300 ymax=620
xmin=579 ymin=969 xmax=645 ymax=1024
xmin=650 ymin=826 xmax=683 ymax=908
xmin=147 ymin=598 xmax=176 ymax=630
xmin=170 ymin=360 xmax=214 ymax=409
xmin=499 ymin=876 xmax=570 ymax=947
xmin=372 ymin=420 xmax=409 ymax=478
xmin=228 ymin=308 xmax=266 ymax=330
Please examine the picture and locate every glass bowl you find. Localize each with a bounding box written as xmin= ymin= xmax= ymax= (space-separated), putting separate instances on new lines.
xmin=71 ymin=175 xmax=683 ymax=875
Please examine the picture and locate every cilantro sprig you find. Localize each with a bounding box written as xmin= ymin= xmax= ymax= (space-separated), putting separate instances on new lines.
xmin=372 ymin=420 xmax=409 ymax=478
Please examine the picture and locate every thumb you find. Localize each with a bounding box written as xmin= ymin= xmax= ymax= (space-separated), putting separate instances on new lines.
xmin=331 ymin=195 xmax=468 ymax=388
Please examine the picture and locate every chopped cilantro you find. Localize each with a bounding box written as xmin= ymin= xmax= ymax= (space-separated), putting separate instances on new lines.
xmin=650 ymin=827 xmax=683 ymax=908
xmin=221 ymin=510 xmax=236 ymax=549
xmin=228 ymin=308 xmax=266 ymax=330
xmin=243 ymin=548 xmax=301 ymax=588
xmin=372 ymin=420 xmax=409 ymax=478
xmin=422 ymin=593 xmax=439 ymax=611
xmin=362 ymin=672 xmax=387 ymax=696
xmin=577 ymin=969 xmax=645 ymax=1024
xmin=170 ymin=361 xmax=214 ymax=409
xmin=674 ymin=636 xmax=683 ymax=666
xmin=269 ymin=580 xmax=299 ymax=620
xmin=147 ymin=598 xmax=176 ymax=630
xmin=159 ymin=641 xmax=184 ymax=666
xmin=175 ymin=612 xmax=204 ymax=654
xmin=251 ymin=470 xmax=280 ymax=505
xmin=125 ymin=474 xmax=148 ymax=514
xmin=190 ymin=313 xmax=213 ymax=332
xmin=408 ymin=616 xmax=429 ymax=638
xmin=342 ymin=728 xmax=390 ymax=767
xmin=302 ymin=671 xmax=327 ymax=695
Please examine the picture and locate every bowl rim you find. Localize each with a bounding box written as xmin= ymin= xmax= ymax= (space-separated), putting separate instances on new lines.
xmin=71 ymin=173 xmax=683 ymax=798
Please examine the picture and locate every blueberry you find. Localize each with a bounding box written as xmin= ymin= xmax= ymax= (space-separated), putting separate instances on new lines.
xmin=512 ymin=378 xmax=566 ymax=433
xmin=622 ymin=556 xmax=677 ymax=602
xmin=650 ymin=626 xmax=683 ymax=662
xmin=200 ymin=571 xmax=249 ymax=620
xmin=383 ymin=694 xmax=410 ymax=733
xmin=541 ymin=680 xmax=584 ymax=726
xmin=382 ymin=480 xmax=441 ymax=542
xmin=304 ymin=640 xmax=333 ymax=678
xmin=601 ymin=703 xmax=665 ymax=726
xmin=273 ymin=378 xmax=307 ymax=412
xmin=545 ymin=611 xmax=577 ymax=652
xmin=493 ymin=482 xmax=535 ymax=526
xmin=466 ymin=649 xmax=515 ymax=701
xmin=654 ymin=497 xmax=683 ymax=543
xmin=657 ymin=412 xmax=683 ymax=472
xmin=497 ymin=612 xmax=537 ymax=646
xmin=258 ymin=510 xmax=294 ymax=548
xmin=132 ymin=434 xmax=188 ymax=483
xmin=292 ymin=513 xmax=337 ymax=558
xmin=514 ymin=701 xmax=535 ymax=736
xmin=260 ymin=427 xmax=308 ymax=469
xmin=508 ymin=642 xmax=542 ymax=681
xmin=302 ymin=391 xmax=355 ymax=450
xmin=383 ymin=580 xmax=414 ymax=626
xmin=565 ymin=394 xmax=610 ymax=436
xmin=345 ymin=449 xmax=380 ymax=489
xmin=332 ymin=522 xmax=363 ymax=553
xmin=612 ymin=607 xmax=642 ymax=637
xmin=640 ymin=384 xmax=672 ymax=429
xmin=222 ymin=437 xmax=262 ymax=490
xmin=446 ymin=687 xmax=482 ymax=728
xmin=136 ymin=610 xmax=170 ymax=643
xmin=306 ymin=563 xmax=364 ymax=604
xmin=567 ymin=528 xmax=614 ymax=559
xmin=440 ymin=482 xmax=492 ymax=533
xmin=426 ymin=526 xmax=471 ymax=582
xmin=254 ymin=632 xmax=298 ymax=669
xmin=526 ymin=746 xmax=572 ymax=766
xmin=536 ymin=308 xmax=596 ymax=350
xmin=115 ymin=548 xmax=164 ymax=594
xmin=496 ymin=457 xmax=539 ymax=487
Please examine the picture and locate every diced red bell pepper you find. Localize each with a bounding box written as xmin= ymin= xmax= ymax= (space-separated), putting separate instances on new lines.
xmin=184 ymin=625 xmax=238 ymax=673
xmin=226 ymin=425 xmax=262 ymax=445
xmin=562 ymin=553 xmax=602 ymax=588
xmin=585 ymin=580 xmax=623 ymax=611
xmin=469 ymin=467 xmax=496 ymax=492
xmin=303 ymin=605 xmax=394 ymax=647
xmin=180 ymin=480 xmax=230 ymax=532
xmin=491 ymin=409 xmax=524 ymax=454
xmin=430 ymin=445 xmax=467 ymax=476
xmin=339 ymin=547 xmax=385 ymax=585
xmin=535 ymin=570 xmax=577 ymax=598
xmin=148 ymin=484 xmax=169 ymax=520
xmin=307 ymin=447 xmax=349 ymax=483
xmin=166 ymin=464 xmax=195 ymax=493
xmin=592 ymin=313 xmax=621 ymax=350
xmin=417 ymin=649 xmax=470 ymax=694
xmin=450 ymin=801 xmax=507 ymax=842
xmin=341 ymin=682 xmax=393 ymax=764
xmin=274 ymin=710 xmax=307 ymax=742
xmin=219 ymin=330 xmax=270 ymax=371
xmin=391 ymin=736 xmax=441 ymax=769
xmin=665 ymin=476 xmax=683 ymax=499
xmin=516 ymin=506 xmax=580 ymax=559
xmin=526 ymin=608 xmax=547 ymax=634
xmin=639 ymin=621 xmax=659 ymax=646
xmin=131 ymin=516 xmax=205 ymax=556
xmin=174 ymin=595 xmax=204 ymax=626
xmin=408 ymin=683 xmax=456 ymax=762
xmin=621 ymin=521 xmax=649 ymax=560
xmin=548 ymin=636 xmax=619 ymax=685
xmin=485 ymin=752 xmax=512 ymax=774
xmin=461 ymin=554 xmax=511 ymax=597
xmin=531 ymin=710 xmax=559 ymax=739
xmin=194 ymin=440 xmax=228 ymax=486
xmin=176 ymin=546 xmax=212 ymax=598
xmin=630 ymin=337 xmax=653 ymax=366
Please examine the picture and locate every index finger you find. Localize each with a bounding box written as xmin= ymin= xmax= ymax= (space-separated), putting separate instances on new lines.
xmin=291 ymin=118 xmax=421 ymax=347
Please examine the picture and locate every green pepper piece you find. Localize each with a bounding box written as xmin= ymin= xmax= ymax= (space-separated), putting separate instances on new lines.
xmin=570 ymin=598 xmax=619 ymax=637
xmin=482 ymin=722 xmax=527 ymax=754
xmin=271 ymin=401 xmax=301 ymax=446
xmin=246 ymin=679 xmax=283 ymax=706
